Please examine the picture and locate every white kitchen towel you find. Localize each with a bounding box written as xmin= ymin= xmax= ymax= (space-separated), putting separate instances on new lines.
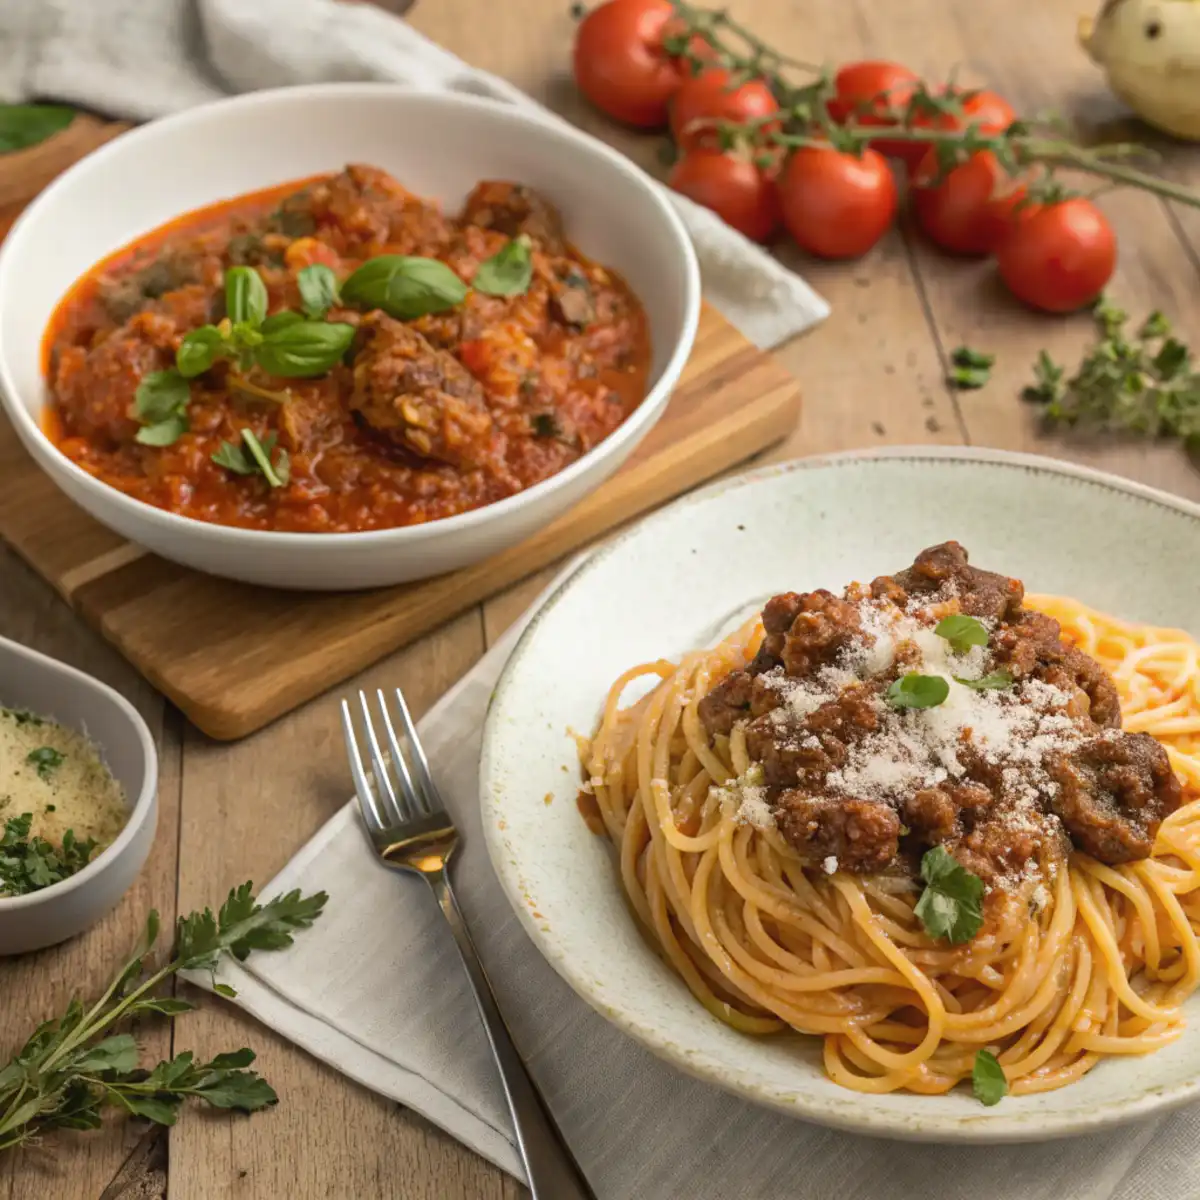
xmin=0 ymin=0 xmax=829 ymax=350
xmin=176 ymin=555 xmax=1200 ymax=1200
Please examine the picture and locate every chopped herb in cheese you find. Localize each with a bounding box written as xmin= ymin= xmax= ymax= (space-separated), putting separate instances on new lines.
xmin=0 ymin=707 xmax=128 ymax=897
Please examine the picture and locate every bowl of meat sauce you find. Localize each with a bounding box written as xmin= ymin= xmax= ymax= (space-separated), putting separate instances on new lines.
xmin=0 ymin=85 xmax=700 ymax=590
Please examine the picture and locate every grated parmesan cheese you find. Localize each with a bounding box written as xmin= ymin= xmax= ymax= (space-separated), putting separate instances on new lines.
xmin=0 ymin=707 xmax=127 ymax=855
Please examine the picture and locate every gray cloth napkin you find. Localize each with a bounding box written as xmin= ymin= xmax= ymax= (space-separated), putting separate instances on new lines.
xmin=0 ymin=0 xmax=829 ymax=350
xmin=177 ymin=556 xmax=1200 ymax=1200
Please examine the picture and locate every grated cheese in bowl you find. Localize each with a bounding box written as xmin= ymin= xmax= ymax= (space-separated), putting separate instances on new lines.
xmin=0 ymin=706 xmax=128 ymax=897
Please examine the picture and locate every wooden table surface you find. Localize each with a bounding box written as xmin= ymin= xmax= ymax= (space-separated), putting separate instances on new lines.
xmin=4 ymin=0 xmax=1200 ymax=1196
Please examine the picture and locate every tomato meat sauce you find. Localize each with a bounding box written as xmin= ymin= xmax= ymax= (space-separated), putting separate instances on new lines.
xmin=43 ymin=165 xmax=652 ymax=533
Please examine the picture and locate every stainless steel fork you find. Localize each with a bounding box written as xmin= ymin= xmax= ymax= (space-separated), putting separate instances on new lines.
xmin=341 ymin=687 xmax=596 ymax=1200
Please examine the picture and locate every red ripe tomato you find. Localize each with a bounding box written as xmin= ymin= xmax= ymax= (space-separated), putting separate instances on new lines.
xmin=996 ymin=198 xmax=1116 ymax=313
xmin=669 ymin=68 xmax=779 ymax=151
xmin=826 ymin=61 xmax=920 ymax=161
xmin=912 ymin=149 xmax=1026 ymax=256
xmin=778 ymin=145 xmax=897 ymax=259
xmin=668 ymin=149 xmax=781 ymax=242
xmin=573 ymin=0 xmax=687 ymax=128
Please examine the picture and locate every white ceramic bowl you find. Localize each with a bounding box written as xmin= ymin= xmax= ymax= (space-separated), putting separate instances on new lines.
xmin=481 ymin=447 xmax=1200 ymax=1143
xmin=0 ymin=85 xmax=700 ymax=591
xmin=0 ymin=637 xmax=158 ymax=955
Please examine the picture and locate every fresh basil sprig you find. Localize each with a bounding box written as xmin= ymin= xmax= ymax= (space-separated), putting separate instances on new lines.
xmin=474 ymin=236 xmax=534 ymax=297
xmin=340 ymin=255 xmax=468 ymax=320
xmin=211 ymin=430 xmax=290 ymax=488
xmin=913 ymin=846 xmax=984 ymax=944
xmin=133 ymin=265 xmax=354 ymax=448
xmin=886 ymin=673 xmax=950 ymax=710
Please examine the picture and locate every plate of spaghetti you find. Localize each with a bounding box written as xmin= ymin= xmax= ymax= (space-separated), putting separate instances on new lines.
xmin=480 ymin=447 xmax=1200 ymax=1141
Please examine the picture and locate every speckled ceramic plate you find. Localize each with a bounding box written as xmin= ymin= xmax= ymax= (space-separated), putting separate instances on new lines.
xmin=479 ymin=447 xmax=1200 ymax=1142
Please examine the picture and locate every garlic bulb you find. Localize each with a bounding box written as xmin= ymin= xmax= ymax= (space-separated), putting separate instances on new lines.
xmin=1080 ymin=0 xmax=1200 ymax=140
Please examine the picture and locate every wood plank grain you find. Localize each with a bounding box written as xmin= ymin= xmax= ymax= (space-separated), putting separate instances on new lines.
xmin=0 ymin=549 xmax=180 ymax=1200
xmin=167 ymin=612 xmax=524 ymax=1200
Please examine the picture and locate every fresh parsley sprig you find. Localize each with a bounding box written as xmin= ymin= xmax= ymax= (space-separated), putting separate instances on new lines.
xmin=913 ymin=846 xmax=984 ymax=944
xmin=0 ymin=814 xmax=96 ymax=898
xmin=0 ymin=882 xmax=326 ymax=1153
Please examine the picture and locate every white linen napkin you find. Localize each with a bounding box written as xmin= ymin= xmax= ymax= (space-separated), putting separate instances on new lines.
xmin=0 ymin=0 xmax=828 ymax=350
xmin=177 ymin=555 xmax=1200 ymax=1200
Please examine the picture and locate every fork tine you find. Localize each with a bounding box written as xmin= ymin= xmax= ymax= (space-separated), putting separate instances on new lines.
xmin=392 ymin=687 xmax=442 ymax=814
xmin=341 ymin=699 xmax=384 ymax=830
xmin=375 ymin=690 xmax=421 ymax=820
xmin=358 ymin=690 xmax=403 ymax=825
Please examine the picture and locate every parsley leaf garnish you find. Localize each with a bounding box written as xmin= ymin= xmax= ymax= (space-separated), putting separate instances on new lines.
xmin=948 ymin=345 xmax=994 ymax=390
xmin=955 ymin=670 xmax=1014 ymax=691
xmin=934 ymin=614 xmax=989 ymax=653
xmin=25 ymin=747 xmax=65 ymax=781
xmin=886 ymin=674 xmax=950 ymax=710
xmin=0 ymin=813 xmax=96 ymax=897
xmin=972 ymin=1049 xmax=1008 ymax=1106
xmin=0 ymin=882 xmax=326 ymax=1152
xmin=914 ymin=846 xmax=985 ymax=944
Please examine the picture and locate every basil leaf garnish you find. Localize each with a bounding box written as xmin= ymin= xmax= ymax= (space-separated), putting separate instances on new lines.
xmin=972 ymin=1050 xmax=1008 ymax=1106
xmin=240 ymin=429 xmax=289 ymax=488
xmin=211 ymin=440 xmax=256 ymax=475
xmin=134 ymin=369 xmax=189 ymax=424
xmin=0 ymin=105 xmax=74 ymax=153
xmin=225 ymin=266 xmax=268 ymax=328
xmin=135 ymin=414 xmax=189 ymax=447
xmin=474 ymin=236 xmax=533 ymax=297
xmin=297 ymin=265 xmax=340 ymax=320
xmin=955 ymin=670 xmax=1014 ymax=691
xmin=176 ymin=327 xmax=226 ymax=379
xmin=340 ymin=255 xmax=468 ymax=320
xmin=934 ymin=614 xmax=989 ymax=654
xmin=886 ymin=673 xmax=949 ymax=710
xmin=260 ymin=311 xmax=305 ymax=335
xmin=254 ymin=320 xmax=355 ymax=378
xmin=913 ymin=846 xmax=984 ymax=944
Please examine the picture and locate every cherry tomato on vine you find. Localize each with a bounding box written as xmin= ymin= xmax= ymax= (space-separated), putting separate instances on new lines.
xmin=668 ymin=149 xmax=781 ymax=242
xmin=573 ymin=0 xmax=689 ymax=128
xmin=996 ymin=198 xmax=1116 ymax=313
xmin=826 ymin=61 xmax=920 ymax=161
xmin=912 ymin=150 xmax=1026 ymax=256
xmin=669 ymin=68 xmax=779 ymax=151
xmin=899 ymin=86 xmax=1018 ymax=171
xmin=778 ymin=145 xmax=897 ymax=259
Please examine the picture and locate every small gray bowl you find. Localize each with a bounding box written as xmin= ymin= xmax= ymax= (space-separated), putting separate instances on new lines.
xmin=0 ymin=636 xmax=158 ymax=955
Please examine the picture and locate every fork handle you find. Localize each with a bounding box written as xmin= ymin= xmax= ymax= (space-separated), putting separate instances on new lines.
xmin=428 ymin=868 xmax=597 ymax=1200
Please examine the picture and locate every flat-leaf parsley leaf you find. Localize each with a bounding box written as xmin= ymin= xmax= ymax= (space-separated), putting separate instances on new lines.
xmin=914 ymin=846 xmax=984 ymax=944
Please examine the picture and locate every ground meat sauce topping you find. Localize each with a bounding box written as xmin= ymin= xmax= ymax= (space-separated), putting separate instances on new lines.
xmin=43 ymin=166 xmax=651 ymax=533
xmin=699 ymin=543 xmax=1182 ymax=886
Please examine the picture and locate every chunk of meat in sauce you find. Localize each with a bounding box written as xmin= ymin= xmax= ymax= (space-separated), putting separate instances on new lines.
xmin=460 ymin=181 xmax=565 ymax=254
xmin=53 ymin=298 xmax=210 ymax=445
xmin=349 ymin=313 xmax=494 ymax=469
xmin=697 ymin=542 xmax=1186 ymax=880
xmin=775 ymin=792 xmax=901 ymax=873
xmin=871 ymin=540 xmax=1024 ymax=622
xmin=1048 ymin=733 xmax=1181 ymax=862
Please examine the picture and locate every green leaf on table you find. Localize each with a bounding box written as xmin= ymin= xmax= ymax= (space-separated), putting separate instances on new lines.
xmin=0 ymin=105 xmax=74 ymax=154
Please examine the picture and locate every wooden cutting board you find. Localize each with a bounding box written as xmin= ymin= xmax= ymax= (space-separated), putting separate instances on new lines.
xmin=0 ymin=303 xmax=800 ymax=739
